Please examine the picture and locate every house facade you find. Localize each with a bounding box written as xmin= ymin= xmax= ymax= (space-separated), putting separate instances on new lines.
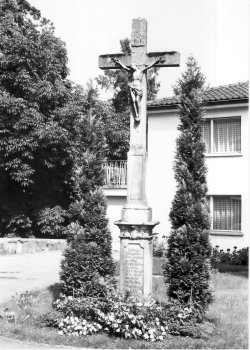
xmin=103 ymin=82 xmax=249 ymax=253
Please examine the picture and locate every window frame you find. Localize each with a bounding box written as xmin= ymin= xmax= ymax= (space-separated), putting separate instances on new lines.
xmin=208 ymin=195 xmax=243 ymax=236
xmin=202 ymin=116 xmax=242 ymax=156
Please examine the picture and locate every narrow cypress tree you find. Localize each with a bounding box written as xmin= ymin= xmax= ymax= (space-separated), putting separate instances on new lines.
xmin=60 ymin=87 xmax=115 ymax=298
xmin=163 ymin=57 xmax=212 ymax=309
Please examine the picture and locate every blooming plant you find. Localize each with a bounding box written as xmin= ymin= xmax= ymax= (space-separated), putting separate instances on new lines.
xmin=44 ymin=292 xmax=203 ymax=341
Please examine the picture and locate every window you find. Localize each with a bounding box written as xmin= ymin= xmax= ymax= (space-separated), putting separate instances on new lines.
xmin=209 ymin=196 xmax=241 ymax=231
xmin=202 ymin=117 xmax=241 ymax=154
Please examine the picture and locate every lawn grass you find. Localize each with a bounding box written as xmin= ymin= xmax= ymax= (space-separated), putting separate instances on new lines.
xmin=0 ymin=269 xmax=248 ymax=349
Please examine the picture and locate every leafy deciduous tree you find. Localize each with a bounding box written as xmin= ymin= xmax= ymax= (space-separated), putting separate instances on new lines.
xmin=0 ymin=0 xmax=80 ymax=236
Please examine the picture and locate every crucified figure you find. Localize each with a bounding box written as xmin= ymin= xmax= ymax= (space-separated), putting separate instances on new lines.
xmin=112 ymin=56 xmax=165 ymax=122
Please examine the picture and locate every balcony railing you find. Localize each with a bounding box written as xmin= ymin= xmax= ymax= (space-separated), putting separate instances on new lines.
xmin=102 ymin=160 xmax=127 ymax=187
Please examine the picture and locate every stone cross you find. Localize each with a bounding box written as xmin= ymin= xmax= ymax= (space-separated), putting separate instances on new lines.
xmin=99 ymin=18 xmax=180 ymax=299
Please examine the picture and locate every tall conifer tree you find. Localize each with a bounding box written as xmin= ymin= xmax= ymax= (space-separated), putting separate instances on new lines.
xmin=60 ymin=85 xmax=115 ymax=298
xmin=163 ymin=57 xmax=212 ymax=309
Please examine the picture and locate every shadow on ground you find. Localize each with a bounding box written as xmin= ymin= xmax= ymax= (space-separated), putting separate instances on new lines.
xmin=48 ymin=283 xmax=62 ymax=302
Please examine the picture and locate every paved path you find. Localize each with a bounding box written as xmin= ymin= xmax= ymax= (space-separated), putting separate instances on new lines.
xmin=0 ymin=335 xmax=91 ymax=349
xmin=0 ymin=251 xmax=63 ymax=304
xmin=0 ymin=251 xmax=101 ymax=349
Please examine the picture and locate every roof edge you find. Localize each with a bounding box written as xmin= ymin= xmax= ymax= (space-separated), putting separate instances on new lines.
xmin=147 ymin=97 xmax=249 ymax=111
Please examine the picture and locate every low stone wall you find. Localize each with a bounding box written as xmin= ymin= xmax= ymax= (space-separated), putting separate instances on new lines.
xmin=0 ymin=238 xmax=67 ymax=255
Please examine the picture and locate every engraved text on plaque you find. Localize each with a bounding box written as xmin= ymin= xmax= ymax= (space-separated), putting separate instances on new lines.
xmin=124 ymin=244 xmax=144 ymax=295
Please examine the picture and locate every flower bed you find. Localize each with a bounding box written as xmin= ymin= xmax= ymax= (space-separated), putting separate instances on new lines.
xmin=41 ymin=293 xmax=204 ymax=341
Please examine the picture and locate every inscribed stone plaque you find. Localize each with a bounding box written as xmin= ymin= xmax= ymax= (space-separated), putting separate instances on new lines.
xmin=131 ymin=18 xmax=147 ymax=47
xmin=124 ymin=244 xmax=144 ymax=295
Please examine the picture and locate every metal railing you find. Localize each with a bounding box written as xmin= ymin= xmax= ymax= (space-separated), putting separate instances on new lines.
xmin=102 ymin=160 xmax=127 ymax=187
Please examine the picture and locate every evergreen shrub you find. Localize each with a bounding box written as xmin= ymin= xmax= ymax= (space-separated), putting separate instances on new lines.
xmin=60 ymin=111 xmax=115 ymax=298
xmin=163 ymin=57 xmax=213 ymax=310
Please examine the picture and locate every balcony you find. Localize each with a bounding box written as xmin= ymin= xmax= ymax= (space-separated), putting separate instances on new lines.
xmin=102 ymin=160 xmax=127 ymax=188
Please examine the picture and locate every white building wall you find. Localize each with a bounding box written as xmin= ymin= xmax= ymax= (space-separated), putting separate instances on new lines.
xmin=147 ymin=103 xmax=249 ymax=250
xmin=147 ymin=109 xmax=178 ymax=240
xmin=103 ymin=188 xmax=126 ymax=256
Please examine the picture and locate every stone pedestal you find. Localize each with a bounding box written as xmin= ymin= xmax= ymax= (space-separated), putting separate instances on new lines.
xmin=115 ymin=221 xmax=158 ymax=299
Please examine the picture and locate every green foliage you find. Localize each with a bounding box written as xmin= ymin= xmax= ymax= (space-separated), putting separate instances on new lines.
xmin=96 ymin=38 xmax=160 ymax=160
xmin=163 ymin=57 xmax=212 ymax=309
xmin=46 ymin=293 xmax=203 ymax=340
xmin=0 ymin=0 xmax=82 ymax=237
xmin=6 ymin=214 xmax=33 ymax=237
xmin=211 ymin=246 xmax=249 ymax=266
xmin=153 ymin=236 xmax=167 ymax=257
xmin=36 ymin=206 xmax=68 ymax=238
xmin=39 ymin=310 xmax=62 ymax=328
xmin=13 ymin=290 xmax=40 ymax=310
xmin=60 ymin=85 xmax=115 ymax=298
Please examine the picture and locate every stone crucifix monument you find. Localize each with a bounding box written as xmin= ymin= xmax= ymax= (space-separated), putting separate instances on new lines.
xmin=99 ymin=18 xmax=180 ymax=299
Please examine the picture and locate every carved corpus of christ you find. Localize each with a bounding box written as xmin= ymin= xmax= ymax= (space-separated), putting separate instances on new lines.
xmin=112 ymin=57 xmax=165 ymax=122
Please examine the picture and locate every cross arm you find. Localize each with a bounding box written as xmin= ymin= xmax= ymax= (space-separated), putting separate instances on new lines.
xmin=99 ymin=53 xmax=131 ymax=70
xmin=146 ymin=51 xmax=180 ymax=67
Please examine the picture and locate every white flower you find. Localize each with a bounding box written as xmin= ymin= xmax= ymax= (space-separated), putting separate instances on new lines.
xmin=74 ymin=325 xmax=82 ymax=331
xmin=58 ymin=330 xmax=63 ymax=335
xmin=125 ymin=331 xmax=130 ymax=338
xmin=135 ymin=328 xmax=142 ymax=335
xmin=158 ymin=335 xmax=163 ymax=341
xmin=148 ymin=328 xmax=156 ymax=334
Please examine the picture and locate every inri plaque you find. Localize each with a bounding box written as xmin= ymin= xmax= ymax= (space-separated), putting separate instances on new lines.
xmin=124 ymin=243 xmax=144 ymax=295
